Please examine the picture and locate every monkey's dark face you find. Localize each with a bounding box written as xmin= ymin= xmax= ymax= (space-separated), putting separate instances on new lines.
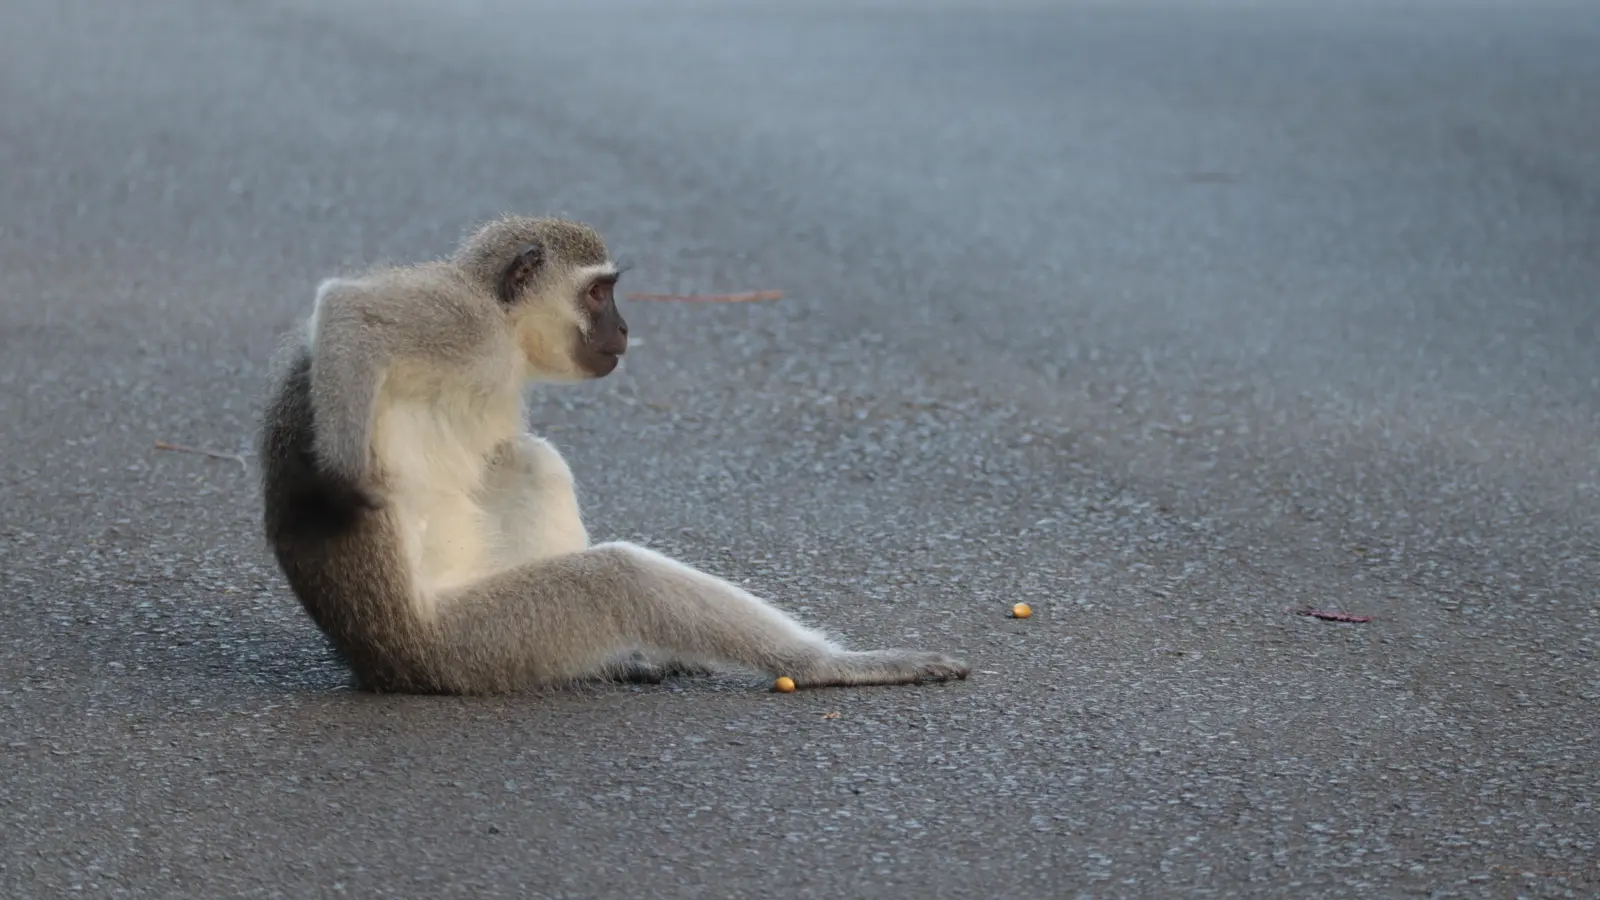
xmin=577 ymin=273 xmax=628 ymax=378
xmin=498 ymin=240 xmax=630 ymax=382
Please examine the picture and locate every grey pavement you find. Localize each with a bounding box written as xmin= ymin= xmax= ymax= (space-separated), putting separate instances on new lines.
xmin=2 ymin=1 xmax=1598 ymax=897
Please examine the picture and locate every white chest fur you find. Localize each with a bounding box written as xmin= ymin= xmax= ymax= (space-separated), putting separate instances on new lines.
xmin=371 ymin=373 xmax=524 ymax=610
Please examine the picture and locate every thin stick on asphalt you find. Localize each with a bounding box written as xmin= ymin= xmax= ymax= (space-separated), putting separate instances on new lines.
xmin=154 ymin=440 xmax=249 ymax=472
xmin=1289 ymin=606 xmax=1374 ymax=624
xmin=623 ymin=290 xmax=783 ymax=303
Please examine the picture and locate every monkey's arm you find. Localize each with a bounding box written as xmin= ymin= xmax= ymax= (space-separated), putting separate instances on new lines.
xmin=306 ymin=278 xmax=390 ymax=489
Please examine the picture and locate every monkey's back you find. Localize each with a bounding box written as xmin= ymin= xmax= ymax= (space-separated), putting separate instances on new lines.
xmin=257 ymin=340 xmax=444 ymax=692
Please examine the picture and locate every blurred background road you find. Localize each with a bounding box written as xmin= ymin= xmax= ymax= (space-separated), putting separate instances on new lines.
xmin=2 ymin=1 xmax=1597 ymax=896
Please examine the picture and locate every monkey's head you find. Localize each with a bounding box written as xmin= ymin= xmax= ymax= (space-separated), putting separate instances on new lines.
xmin=456 ymin=216 xmax=629 ymax=381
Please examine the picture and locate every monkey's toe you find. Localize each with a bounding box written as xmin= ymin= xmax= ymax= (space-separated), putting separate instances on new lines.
xmin=801 ymin=649 xmax=972 ymax=688
xmin=913 ymin=654 xmax=971 ymax=683
xmin=880 ymin=649 xmax=970 ymax=685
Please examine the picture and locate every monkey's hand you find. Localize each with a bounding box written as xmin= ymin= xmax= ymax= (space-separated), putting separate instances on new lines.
xmin=328 ymin=475 xmax=386 ymax=513
xmin=300 ymin=468 xmax=387 ymax=528
xmin=288 ymin=430 xmax=385 ymax=514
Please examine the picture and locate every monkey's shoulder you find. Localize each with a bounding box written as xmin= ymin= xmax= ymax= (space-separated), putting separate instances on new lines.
xmin=310 ymin=264 xmax=499 ymax=349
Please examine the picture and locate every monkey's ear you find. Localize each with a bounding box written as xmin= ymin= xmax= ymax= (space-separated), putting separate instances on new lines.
xmin=497 ymin=242 xmax=545 ymax=305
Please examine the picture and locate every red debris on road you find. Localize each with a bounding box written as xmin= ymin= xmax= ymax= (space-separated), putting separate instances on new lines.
xmin=1290 ymin=607 xmax=1375 ymax=623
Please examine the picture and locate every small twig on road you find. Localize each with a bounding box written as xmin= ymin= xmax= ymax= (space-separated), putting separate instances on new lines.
xmin=1289 ymin=606 xmax=1374 ymax=624
xmin=624 ymin=290 xmax=783 ymax=303
xmin=154 ymin=440 xmax=249 ymax=472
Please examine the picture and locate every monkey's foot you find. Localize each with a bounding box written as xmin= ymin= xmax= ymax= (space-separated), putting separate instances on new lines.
xmin=793 ymin=649 xmax=971 ymax=689
xmin=614 ymin=661 xmax=666 ymax=684
xmin=655 ymin=659 xmax=717 ymax=679
xmin=611 ymin=652 xmax=717 ymax=684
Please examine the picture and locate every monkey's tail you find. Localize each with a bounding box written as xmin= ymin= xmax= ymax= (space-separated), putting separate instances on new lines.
xmin=259 ymin=338 xmax=446 ymax=693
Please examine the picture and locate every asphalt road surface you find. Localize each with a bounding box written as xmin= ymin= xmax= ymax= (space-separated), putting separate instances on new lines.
xmin=3 ymin=1 xmax=1598 ymax=897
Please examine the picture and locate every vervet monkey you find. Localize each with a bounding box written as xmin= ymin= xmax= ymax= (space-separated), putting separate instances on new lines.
xmin=257 ymin=215 xmax=971 ymax=694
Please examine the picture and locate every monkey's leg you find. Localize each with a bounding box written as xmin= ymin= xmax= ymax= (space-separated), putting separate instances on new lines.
xmin=484 ymin=437 xmax=679 ymax=683
xmin=432 ymin=541 xmax=968 ymax=692
xmin=486 ymin=437 xmax=718 ymax=682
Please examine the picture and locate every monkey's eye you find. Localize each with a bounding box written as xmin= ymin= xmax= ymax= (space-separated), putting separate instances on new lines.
xmin=586 ymin=281 xmax=614 ymax=308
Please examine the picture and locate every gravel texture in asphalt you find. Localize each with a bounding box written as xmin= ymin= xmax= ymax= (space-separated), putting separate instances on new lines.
xmin=2 ymin=1 xmax=1597 ymax=897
